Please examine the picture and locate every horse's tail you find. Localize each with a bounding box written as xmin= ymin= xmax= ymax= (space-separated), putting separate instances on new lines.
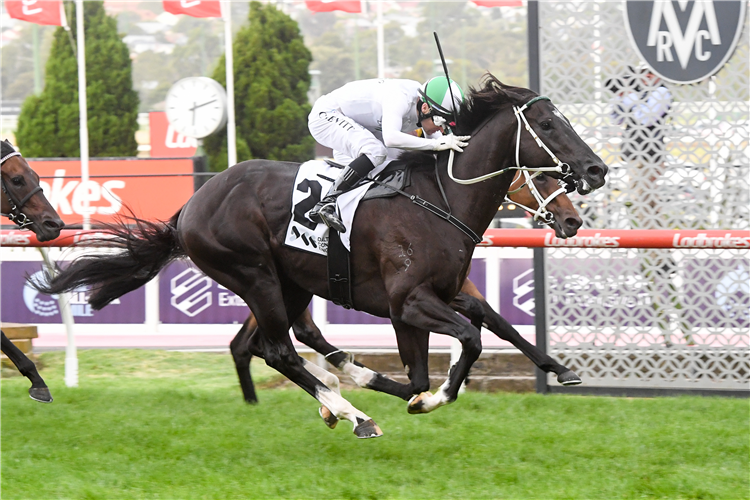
xmin=32 ymin=209 xmax=186 ymax=310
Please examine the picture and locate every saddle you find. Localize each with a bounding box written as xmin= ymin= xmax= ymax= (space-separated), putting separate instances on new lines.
xmin=323 ymin=159 xmax=412 ymax=309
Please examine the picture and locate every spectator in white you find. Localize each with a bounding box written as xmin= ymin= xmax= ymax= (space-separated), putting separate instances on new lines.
xmin=307 ymin=77 xmax=470 ymax=233
xmin=607 ymin=66 xmax=684 ymax=344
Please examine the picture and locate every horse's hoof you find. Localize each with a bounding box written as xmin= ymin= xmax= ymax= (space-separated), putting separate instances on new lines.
xmin=29 ymin=387 xmax=53 ymax=403
xmin=407 ymin=392 xmax=433 ymax=414
xmin=319 ymin=405 xmax=339 ymax=429
xmin=353 ymin=418 xmax=382 ymax=439
xmin=557 ymin=370 xmax=582 ymax=386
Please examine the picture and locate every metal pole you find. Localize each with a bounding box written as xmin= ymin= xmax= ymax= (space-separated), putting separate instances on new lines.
xmin=527 ymin=1 xmax=547 ymax=394
xmin=75 ymin=0 xmax=90 ymax=230
xmin=32 ymin=24 xmax=42 ymax=95
xmin=39 ymin=248 xmax=78 ymax=387
xmin=376 ymin=0 xmax=384 ymax=78
xmin=527 ymin=0 xmax=541 ymax=93
xmin=224 ymin=1 xmax=237 ymax=168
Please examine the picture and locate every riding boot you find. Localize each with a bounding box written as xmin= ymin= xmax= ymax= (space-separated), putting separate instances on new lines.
xmin=308 ymin=154 xmax=376 ymax=233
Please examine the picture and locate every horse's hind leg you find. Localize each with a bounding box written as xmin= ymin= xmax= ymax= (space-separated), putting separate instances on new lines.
xmin=1 ymin=331 xmax=52 ymax=403
xmin=229 ymin=317 xmax=259 ymax=403
xmin=451 ymin=288 xmax=581 ymax=386
xmin=229 ymin=266 xmax=381 ymax=438
xmin=291 ymin=309 xmax=415 ymax=400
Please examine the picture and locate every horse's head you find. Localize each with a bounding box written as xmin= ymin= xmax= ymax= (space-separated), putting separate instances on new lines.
xmin=507 ymin=171 xmax=582 ymax=239
xmin=509 ymin=91 xmax=607 ymax=194
xmin=457 ymin=75 xmax=608 ymax=195
xmin=1 ymin=140 xmax=64 ymax=242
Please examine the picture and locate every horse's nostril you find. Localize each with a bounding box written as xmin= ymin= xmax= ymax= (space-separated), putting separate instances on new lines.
xmin=44 ymin=219 xmax=64 ymax=230
xmin=587 ymin=165 xmax=602 ymax=179
xmin=566 ymin=217 xmax=582 ymax=231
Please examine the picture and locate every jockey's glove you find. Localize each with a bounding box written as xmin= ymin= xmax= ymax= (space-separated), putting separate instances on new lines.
xmin=433 ymin=134 xmax=471 ymax=153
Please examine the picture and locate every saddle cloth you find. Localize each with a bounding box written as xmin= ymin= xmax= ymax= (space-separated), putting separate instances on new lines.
xmin=284 ymin=159 xmax=409 ymax=256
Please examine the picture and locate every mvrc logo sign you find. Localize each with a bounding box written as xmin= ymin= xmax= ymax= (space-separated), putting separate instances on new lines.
xmin=624 ymin=0 xmax=746 ymax=84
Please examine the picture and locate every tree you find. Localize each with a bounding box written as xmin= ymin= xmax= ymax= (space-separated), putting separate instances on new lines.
xmin=204 ymin=2 xmax=314 ymax=170
xmin=15 ymin=1 xmax=139 ymax=157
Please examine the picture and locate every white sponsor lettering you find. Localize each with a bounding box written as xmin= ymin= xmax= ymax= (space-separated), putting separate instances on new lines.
xmin=165 ymin=124 xmax=198 ymax=149
xmin=180 ymin=0 xmax=202 ymax=7
xmin=647 ymin=1 xmax=721 ymax=69
xmin=672 ymin=233 xmax=750 ymax=249
xmin=544 ymin=232 xmax=621 ymax=248
xmin=22 ymin=0 xmax=42 ymax=15
xmin=0 ymin=231 xmax=31 ymax=245
xmin=218 ymin=292 xmax=244 ymax=306
xmin=40 ymin=169 xmax=123 ymax=216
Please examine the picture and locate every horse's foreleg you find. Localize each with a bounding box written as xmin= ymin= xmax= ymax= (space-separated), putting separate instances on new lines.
xmin=396 ymin=286 xmax=482 ymax=414
xmin=1 ymin=331 xmax=53 ymax=403
xmin=451 ymin=292 xmax=582 ymax=385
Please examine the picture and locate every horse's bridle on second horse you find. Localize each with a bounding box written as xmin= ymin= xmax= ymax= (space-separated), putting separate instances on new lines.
xmin=0 ymin=149 xmax=42 ymax=229
xmin=445 ymin=95 xmax=577 ymax=226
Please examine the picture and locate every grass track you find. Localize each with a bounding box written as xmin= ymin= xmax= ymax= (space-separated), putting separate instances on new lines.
xmin=2 ymin=350 xmax=748 ymax=500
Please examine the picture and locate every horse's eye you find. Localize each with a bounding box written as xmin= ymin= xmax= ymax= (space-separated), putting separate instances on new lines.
xmin=11 ymin=176 xmax=24 ymax=186
xmin=540 ymin=121 xmax=552 ymax=131
xmin=537 ymin=173 xmax=547 ymax=180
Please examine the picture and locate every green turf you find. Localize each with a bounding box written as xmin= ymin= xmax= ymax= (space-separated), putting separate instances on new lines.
xmin=2 ymin=350 xmax=748 ymax=500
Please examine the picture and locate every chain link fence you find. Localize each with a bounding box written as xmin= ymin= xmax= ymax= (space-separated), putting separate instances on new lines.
xmin=538 ymin=1 xmax=749 ymax=392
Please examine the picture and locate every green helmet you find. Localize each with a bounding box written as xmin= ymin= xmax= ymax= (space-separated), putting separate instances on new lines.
xmin=419 ymin=76 xmax=465 ymax=119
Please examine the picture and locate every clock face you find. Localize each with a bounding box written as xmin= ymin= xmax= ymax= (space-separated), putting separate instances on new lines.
xmin=165 ymin=77 xmax=228 ymax=139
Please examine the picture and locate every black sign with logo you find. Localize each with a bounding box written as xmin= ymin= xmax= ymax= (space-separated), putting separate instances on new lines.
xmin=624 ymin=0 xmax=746 ymax=84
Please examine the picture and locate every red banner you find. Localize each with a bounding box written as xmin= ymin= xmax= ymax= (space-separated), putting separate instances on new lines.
xmin=162 ymin=0 xmax=222 ymax=18
xmin=6 ymin=0 xmax=66 ymax=26
xmin=5 ymin=228 xmax=750 ymax=249
xmin=305 ymin=0 xmax=362 ymax=13
xmin=25 ymin=158 xmax=195 ymax=226
xmin=149 ymin=112 xmax=198 ymax=158
xmin=471 ymin=0 xmax=523 ymax=7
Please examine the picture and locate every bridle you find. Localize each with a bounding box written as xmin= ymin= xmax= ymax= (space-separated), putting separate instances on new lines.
xmin=444 ymin=95 xmax=579 ymax=225
xmin=506 ymin=170 xmax=567 ymax=225
xmin=1 ymin=149 xmax=42 ymax=229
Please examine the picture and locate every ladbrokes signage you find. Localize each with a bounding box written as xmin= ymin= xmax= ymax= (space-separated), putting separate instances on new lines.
xmin=624 ymin=0 xmax=746 ymax=84
xmin=27 ymin=158 xmax=194 ymax=225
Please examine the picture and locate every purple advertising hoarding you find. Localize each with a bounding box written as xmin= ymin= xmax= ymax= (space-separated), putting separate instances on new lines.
xmin=159 ymin=261 xmax=249 ymax=324
xmin=0 ymin=261 xmax=145 ymax=323
xmin=499 ymin=258 xmax=535 ymax=326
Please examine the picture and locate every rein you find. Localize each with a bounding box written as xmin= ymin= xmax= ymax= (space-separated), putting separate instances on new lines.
xmin=1 ymin=150 xmax=41 ymax=229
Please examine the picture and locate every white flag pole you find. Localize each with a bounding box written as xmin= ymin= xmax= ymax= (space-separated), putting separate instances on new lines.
xmin=376 ymin=0 xmax=384 ymax=78
xmin=223 ymin=1 xmax=237 ymax=168
xmin=75 ymin=0 xmax=90 ymax=229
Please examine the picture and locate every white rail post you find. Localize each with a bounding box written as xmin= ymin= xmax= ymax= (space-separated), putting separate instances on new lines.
xmin=39 ymin=248 xmax=78 ymax=387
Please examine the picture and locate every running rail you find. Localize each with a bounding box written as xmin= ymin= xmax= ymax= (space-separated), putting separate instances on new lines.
xmin=2 ymin=228 xmax=750 ymax=249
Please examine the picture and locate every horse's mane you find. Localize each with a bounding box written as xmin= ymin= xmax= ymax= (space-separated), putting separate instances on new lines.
xmin=1 ymin=139 xmax=16 ymax=159
xmin=398 ymin=73 xmax=537 ymax=168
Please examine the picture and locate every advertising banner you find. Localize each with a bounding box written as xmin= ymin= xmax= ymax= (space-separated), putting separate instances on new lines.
xmin=28 ymin=158 xmax=194 ymax=226
xmin=0 ymin=262 xmax=145 ymax=324
xmin=158 ymin=261 xmax=249 ymax=324
xmin=149 ymin=112 xmax=198 ymax=158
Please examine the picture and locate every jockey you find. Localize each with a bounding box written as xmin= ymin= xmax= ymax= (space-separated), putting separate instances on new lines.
xmin=307 ymin=76 xmax=470 ymax=233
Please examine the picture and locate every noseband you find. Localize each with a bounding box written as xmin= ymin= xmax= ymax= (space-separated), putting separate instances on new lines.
xmin=1 ymin=150 xmax=42 ymax=229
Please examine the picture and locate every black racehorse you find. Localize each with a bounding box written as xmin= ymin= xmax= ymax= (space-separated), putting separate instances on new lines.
xmin=1 ymin=139 xmax=64 ymax=403
xmin=34 ymin=75 xmax=607 ymax=437
xmin=229 ymin=168 xmax=585 ymax=413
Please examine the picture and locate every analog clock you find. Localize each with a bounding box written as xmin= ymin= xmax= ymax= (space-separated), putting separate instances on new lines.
xmin=165 ymin=77 xmax=228 ymax=139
